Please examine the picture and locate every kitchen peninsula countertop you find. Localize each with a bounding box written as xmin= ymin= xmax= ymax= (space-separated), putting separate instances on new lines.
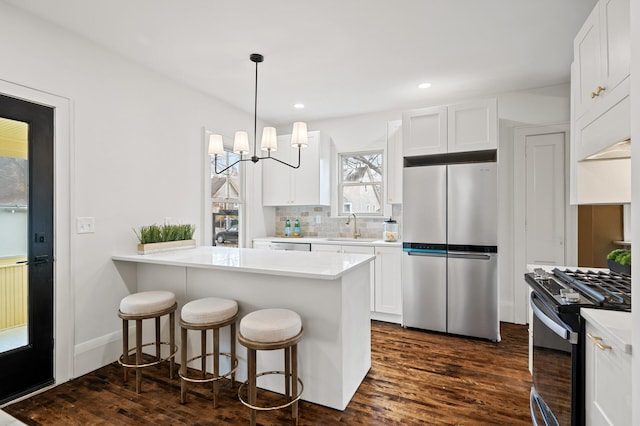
xmin=112 ymin=245 xmax=374 ymax=280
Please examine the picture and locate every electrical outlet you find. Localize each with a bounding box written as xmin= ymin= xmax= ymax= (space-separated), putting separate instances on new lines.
xmin=77 ymin=217 xmax=95 ymax=234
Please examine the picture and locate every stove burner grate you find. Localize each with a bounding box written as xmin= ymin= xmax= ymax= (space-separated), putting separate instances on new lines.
xmin=553 ymin=268 xmax=631 ymax=307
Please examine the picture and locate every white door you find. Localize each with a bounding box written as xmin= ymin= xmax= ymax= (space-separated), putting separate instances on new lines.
xmin=513 ymin=124 xmax=569 ymax=324
xmin=525 ymin=133 xmax=566 ymax=265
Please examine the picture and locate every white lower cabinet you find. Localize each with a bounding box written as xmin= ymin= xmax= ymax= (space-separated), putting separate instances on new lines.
xmin=311 ymin=243 xmax=402 ymax=323
xmin=373 ymin=247 xmax=402 ymax=320
xmin=341 ymin=245 xmax=376 ymax=312
xmin=584 ymin=320 xmax=631 ymax=425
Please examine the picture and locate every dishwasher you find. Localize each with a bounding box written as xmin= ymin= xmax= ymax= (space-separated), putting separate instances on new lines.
xmin=270 ymin=242 xmax=311 ymax=251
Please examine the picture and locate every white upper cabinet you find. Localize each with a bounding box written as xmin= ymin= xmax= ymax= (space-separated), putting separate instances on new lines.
xmin=573 ymin=0 xmax=630 ymax=160
xmin=262 ymin=130 xmax=330 ymax=206
xmin=447 ymin=99 xmax=498 ymax=153
xmin=574 ymin=5 xmax=603 ymax=120
xmin=402 ymin=105 xmax=448 ymax=156
xmin=386 ymin=120 xmax=403 ymax=204
xmin=402 ymin=99 xmax=497 ymax=158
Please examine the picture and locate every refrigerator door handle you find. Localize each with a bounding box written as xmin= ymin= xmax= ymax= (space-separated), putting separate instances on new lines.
xmin=407 ymin=252 xmax=447 ymax=257
xmin=447 ymin=253 xmax=491 ymax=260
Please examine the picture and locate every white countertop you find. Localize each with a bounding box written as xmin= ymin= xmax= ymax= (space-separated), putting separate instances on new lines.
xmin=112 ymin=246 xmax=375 ymax=280
xmin=254 ymin=236 xmax=402 ymax=247
xmin=581 ymin=308 xmax=632 ymax=354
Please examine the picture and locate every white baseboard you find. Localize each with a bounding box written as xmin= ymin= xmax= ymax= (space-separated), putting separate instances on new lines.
xmin=371 ymin=312 xmax=401 ymax=324
xmin=74 ymin=330 xmax=122 ymax=378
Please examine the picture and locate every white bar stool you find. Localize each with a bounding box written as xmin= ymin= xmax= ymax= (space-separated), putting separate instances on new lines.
xmin=118 ymin=290 xmax=177 ymax=394
xmin=238 ymin=308 xmax=304 ymax=426
xmin=179 ymin=297 xmax=239 ymax=406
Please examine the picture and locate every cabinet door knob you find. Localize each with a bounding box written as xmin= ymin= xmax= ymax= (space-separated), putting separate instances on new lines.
xmin=590 ymin=86 xmax=606 ymax=98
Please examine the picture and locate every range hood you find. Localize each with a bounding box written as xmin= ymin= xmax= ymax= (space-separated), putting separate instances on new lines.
xmin=584 ymin=138 xmax=631 ymax=160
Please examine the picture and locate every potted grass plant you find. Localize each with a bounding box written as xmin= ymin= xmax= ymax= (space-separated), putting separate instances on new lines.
xmin=134 ymin=223 xmax=196 ymax=254
xmin=607 ymin=248 xmax=631 ymax=275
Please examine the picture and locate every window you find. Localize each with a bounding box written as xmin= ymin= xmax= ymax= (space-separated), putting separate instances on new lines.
xmin=339 ymin=151 xmax=383 ymax=215
xmin=211 ymin=144 xmax=243 ymax=247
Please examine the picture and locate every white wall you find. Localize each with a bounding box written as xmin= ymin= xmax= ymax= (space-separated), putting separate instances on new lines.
xmin=299 ymin=84 xmax=572 ymax=324
xmin=0 ymin=2 xmax=269 ymax=377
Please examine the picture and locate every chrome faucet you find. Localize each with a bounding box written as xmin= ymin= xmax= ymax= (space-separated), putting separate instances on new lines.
xmin=345 ymin=213 xmax=361 ymax=239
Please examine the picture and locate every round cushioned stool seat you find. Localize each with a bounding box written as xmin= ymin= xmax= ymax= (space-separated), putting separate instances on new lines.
xmin=182 ymin=297 xmax=238 ymax=324
xmin=120 ymin=290 xmax=176 ymax=315
xmin=240 ymin=308 xmax=301 ymax=343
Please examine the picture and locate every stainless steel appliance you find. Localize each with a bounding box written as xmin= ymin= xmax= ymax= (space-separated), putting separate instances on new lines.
xmin=402 ymin=151 xmax=499 ymax=341
xmin=525 ymin=268 xmax=631 ymax=426
xmin=270 ymin=242 xmax=311 ymax=251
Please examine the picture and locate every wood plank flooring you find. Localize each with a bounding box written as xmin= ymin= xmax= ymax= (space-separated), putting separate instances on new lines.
xmin=5 ymin=321 xmax=532 ymax=425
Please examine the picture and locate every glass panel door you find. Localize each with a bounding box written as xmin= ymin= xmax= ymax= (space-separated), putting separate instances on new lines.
xmin=0 ymin=93 xmax=54 ymax=404
xmin=0 ymin=117 xmax=29 ymax=353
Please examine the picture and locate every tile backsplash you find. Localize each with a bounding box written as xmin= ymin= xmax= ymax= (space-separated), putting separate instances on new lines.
xmin=275 ymin=205 xmax=402 ymax=239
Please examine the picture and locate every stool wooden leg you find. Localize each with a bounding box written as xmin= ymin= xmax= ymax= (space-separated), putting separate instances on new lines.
xmin=248 ymin=348 xmax=257 ymax=426
xmin=200 ymin=330 xmax=207 ymax=380
xmin=169 ymin=310 xmax=175 ymax=379
xmin=135 ymin=319 xmax=143 ymax=394
xmin=122 ymin=319 xmax=129 ymax=384
xmin=155 ymin=316 xmax=161 ymax=360
xmin=292 ymin=343 xmax=298 ymax=425
xmin=180 ymin=326 xmax=187 ymax=404
xmin=284 ymin=346 xmax=291 ymax=401
xmin=230 ymin=322 xmax=236 ymax=387
xmin=213 ymin=327 xmax=220 ymax=408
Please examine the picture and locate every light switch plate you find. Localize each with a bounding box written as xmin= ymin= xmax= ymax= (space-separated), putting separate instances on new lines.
xmin=77 ymin=217 xmax=95 ymax=234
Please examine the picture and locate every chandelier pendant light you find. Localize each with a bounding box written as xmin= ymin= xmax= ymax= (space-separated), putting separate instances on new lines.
xmin=209 ymin=53 xmax=308 ymax=174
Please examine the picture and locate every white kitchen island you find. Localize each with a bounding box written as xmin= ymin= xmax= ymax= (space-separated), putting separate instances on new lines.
xmin=112 ymin=246 xmax=374 ymax=410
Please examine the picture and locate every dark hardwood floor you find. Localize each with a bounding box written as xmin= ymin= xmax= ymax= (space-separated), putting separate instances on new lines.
xmin=5 ymin=321 xmax=532 ymax=425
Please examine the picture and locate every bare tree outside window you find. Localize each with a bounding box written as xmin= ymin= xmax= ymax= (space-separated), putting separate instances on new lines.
xmin=0 ymin=157 xmax=27 ymax=206
xmin=339 ymin=151 xmax=383 ymax=215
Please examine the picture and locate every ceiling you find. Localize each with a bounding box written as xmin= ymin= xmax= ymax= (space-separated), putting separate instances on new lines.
xmin=5 ymin=0 xmax=597 ymax=125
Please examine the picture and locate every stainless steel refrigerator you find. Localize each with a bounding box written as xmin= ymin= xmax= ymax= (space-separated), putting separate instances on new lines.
xmin=402 ymin=153 xmax=499 ymax=341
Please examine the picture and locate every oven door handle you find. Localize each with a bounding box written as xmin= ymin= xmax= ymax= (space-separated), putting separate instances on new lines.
xmin=530 ymin=387 xmax=560 ymax=426
xmin=530 ymin=292 xmax=578 ymax=344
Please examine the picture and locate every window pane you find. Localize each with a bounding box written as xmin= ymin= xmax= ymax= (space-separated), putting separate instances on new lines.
xmin=211 ymin=146 xmax=241 ymax=247
xmin=211 ymin=151 xmax=241 ymax=202
xmin=341 ymin=184 xmax=382 ymax=214
xmin=341 ymin=153 xmax=382 ymax=183
xmin=0 ymin=157 xmax=28 ymax=206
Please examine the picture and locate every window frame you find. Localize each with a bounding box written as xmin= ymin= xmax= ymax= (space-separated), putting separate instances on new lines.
xmin=337 ymin=150 xmax=384 ymax=217
xmin=205 ymin=130 xmax=245 ymax=248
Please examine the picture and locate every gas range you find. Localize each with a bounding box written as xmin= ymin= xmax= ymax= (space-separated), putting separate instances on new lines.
xmin=525 ymin=267 xmax=631 ymax=314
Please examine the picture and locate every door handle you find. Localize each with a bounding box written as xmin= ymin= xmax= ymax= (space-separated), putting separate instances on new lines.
xmin=587 ymin=333 xmax=612 ymax=351
xmin=18 ymin=255 xmax=50 ymax=265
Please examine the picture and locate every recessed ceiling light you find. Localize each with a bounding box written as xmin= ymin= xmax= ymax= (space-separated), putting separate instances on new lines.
xmin=294 ymin=103 xmax=305 ymax=109
xmin=418 ymin=82 xmax=432 ymax=89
